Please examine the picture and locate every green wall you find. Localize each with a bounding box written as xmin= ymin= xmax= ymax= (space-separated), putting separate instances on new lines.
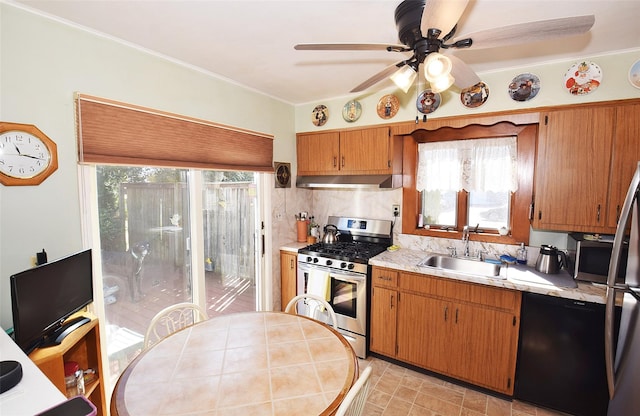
xmin=0 ymin=3 xmax=295 ymax=329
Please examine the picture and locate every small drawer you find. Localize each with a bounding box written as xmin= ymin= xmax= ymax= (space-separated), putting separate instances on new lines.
xmin=371 ymin=267 xmax=398 ymax=288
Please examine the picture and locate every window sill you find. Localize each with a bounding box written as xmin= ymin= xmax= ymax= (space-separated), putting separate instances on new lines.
xmin=410 ymin=227 xmax=520 ymax=245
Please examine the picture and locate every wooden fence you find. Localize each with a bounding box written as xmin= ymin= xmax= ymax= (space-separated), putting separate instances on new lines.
xmin=120 ymin=181 xmax=257 ymax=284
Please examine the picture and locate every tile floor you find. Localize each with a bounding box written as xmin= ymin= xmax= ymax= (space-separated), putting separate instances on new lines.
xmin=359 ymin=356 xmax=569 ymax=416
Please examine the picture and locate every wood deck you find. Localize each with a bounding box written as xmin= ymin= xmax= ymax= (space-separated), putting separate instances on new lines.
xmin=103 ymin=268 xmax=255 ymax=380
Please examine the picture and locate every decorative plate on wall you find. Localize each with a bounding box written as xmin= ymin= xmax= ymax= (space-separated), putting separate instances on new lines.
xmin=342 ymin=100 xmax=362 ymax=122
xmin=376 ymin=94 xmax=400 ymax=119
xmin=416 ymin=89 xmax=441 ymax=114
xmin=460 ymin=82 xmax=489 ymax=109
xmin=311 ymin=104 xmax=328 ymax=126
xmin=564 ymin=61 xmax=602 ymax=95
xmin=508 ymin=73 xmax=540 ymax=102
xmin=629 ymin=59 xmax=640 ymax=89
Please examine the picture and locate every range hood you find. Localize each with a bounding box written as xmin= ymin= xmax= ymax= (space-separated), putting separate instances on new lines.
xmin=296 ymin=174 xmax=402 ymax=189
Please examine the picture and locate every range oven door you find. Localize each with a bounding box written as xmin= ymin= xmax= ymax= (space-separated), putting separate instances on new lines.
xmin=296 ymin=261 xmax=367 ymax=354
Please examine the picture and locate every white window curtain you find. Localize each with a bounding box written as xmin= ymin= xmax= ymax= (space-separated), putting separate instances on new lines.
xmin=416 ymin=137 xmax=518 ymax=193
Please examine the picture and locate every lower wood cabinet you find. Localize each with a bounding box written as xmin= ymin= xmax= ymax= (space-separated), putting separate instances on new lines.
xmin=280 ymin=250 xmax=297 ymax=311
xmin=370 ymin=266 xmax=521 ymax=395
xmin=397 ymin=292 xmax=449 ymax=374
xmin=370 ymin=285 xmax=398 ymax=357
xmin=370 ymin=267 xmax=398 ymax=357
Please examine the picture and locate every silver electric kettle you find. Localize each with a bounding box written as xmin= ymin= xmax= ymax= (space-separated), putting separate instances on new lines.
xmin=535 ymin=245 xmax=567 ymax=274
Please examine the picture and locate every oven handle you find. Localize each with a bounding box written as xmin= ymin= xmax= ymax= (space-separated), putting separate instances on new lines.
xmin=297 ymin=261 xmax=366 ymax=283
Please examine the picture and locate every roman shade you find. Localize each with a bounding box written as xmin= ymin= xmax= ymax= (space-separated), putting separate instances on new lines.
xmin=75 ymin=94 xmax=274 ymax=172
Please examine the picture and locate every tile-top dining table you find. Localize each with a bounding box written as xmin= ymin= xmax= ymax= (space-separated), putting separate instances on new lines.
xmin=110 ymin=311 xmax=359 ymax=416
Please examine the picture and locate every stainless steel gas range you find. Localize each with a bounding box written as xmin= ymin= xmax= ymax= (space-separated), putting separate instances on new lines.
xmin=297 ymin=216 xmax=393 ymax=358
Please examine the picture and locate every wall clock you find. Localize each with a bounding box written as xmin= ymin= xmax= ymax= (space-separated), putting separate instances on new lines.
xmin=0 ymin=122 xmax=58 ymax=186
xmin=274 ymin=162 xmax=291 ymax=188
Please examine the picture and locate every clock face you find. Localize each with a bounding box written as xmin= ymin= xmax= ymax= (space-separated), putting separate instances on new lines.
xmin=0 ymin=130 xmax=52 ymax=179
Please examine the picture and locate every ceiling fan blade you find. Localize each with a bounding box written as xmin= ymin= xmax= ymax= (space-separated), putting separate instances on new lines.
xmin=350 ymin=61 xmax=406 ymax=93
xmin=421 ymin=0 xmax=470 ymax=39
xmin=448 ymin=55 xmax=481 ymax=90
xmin=452 ymin=15 xmax=595 ymax=50
xmin=294 ymin=43 xmax=407 ymax=52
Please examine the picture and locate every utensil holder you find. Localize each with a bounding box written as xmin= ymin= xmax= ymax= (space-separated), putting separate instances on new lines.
xmin=297 ymin=220 xmax=308 ymax=242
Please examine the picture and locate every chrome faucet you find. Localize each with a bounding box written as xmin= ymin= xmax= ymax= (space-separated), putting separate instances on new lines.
xmin=462 ymin=225 xmax=470 ymax=258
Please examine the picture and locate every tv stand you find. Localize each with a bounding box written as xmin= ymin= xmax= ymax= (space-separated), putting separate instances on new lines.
xmin=28 ymin=314 xmax=106 ymax=416
xmin=41 ymin=316 xmax=92 ymax=348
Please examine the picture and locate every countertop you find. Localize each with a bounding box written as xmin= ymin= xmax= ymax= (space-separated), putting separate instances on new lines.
xmin=280 ymin=241 xmax=309 ymax=253
xmin=370 ymin=248 xmax=608 ymax=304
xmin=0 ymin=328 xmax=66 ymax=415
xmin=281 ymin=242 xmax=607 ymax=304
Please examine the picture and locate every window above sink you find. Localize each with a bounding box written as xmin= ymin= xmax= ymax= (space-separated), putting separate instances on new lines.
xmin=400 ymin=122 xmax=536 ymax=246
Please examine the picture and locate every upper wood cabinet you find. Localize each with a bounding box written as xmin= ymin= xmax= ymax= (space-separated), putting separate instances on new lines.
xmin=533 ymin=106 xmax=615 ymax=232
xmin=533 ymin=102 xmax=640 ymax=233
xmin=606 ymin=103 xmax=640 ymax=229
xmin=296 ymin=131 xmax=340 ymax=174
xmin=297 ymin=126 xmax=400 ymax=175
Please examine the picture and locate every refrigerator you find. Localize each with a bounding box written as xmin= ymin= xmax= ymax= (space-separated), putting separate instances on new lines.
xmin=606 ymin=162 xmax=640 ymax=415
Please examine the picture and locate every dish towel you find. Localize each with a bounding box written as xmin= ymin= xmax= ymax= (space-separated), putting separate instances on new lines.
xmin=307 ymin=269 xmax=331 ymax=312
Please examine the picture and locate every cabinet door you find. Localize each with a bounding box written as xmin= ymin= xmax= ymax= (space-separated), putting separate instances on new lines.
xmin=369 ymin=286 xmax=397 ymax=357
xmin=297 ymin=132 xmax=340 ymax=175
xmin=449 ymin=303 xmax=518 ymax=394
xmin=606 ymin=103 xmax=640 ymax=230
xmin=340 ymin=127 xmax=391 ymax=174
xmin=533 ymin=107 xmax=615 ymax=232
xmin=397 ymin=292 xmax=449 ymax=374
xmin=280 ymin=251 xmax=297 ymax=311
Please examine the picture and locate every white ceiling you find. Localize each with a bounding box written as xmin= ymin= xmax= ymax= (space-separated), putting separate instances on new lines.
xmin=10 ymin=0 xmax=640 ymax=105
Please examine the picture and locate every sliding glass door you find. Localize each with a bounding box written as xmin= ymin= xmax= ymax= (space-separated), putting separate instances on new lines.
xmin=201 ymin=170 xmax=259 ymax=315
xmin=85 ymin=166 xmax=261 ymax=386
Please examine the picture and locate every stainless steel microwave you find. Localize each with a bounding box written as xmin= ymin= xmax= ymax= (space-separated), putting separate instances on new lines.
xmin=567 ymin=233 xmax=628 ymax=284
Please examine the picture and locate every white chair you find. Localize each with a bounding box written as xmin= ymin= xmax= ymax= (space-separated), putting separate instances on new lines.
xmin=336 ymin=366 xmax=373 ymax=416
xmin=144 ymin=302 xmax=208 ymax=349
xmin=107 ymin=325 xmax=144 ymax=372
xmin=285 ymin=293 xmax=339 ymax=328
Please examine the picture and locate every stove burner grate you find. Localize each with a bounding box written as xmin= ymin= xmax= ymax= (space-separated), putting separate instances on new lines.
xmin=300 ymin=241 xmax=388 ymax=262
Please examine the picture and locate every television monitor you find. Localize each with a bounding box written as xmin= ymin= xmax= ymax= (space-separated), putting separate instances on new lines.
xmin=10 ymin=249 xmax=94 ymax=354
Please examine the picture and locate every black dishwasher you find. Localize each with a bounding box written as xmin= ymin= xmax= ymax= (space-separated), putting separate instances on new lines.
xmin=515 ymin=292 xmax=620 ymax=416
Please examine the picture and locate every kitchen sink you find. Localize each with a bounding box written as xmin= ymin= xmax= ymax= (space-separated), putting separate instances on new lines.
xmin=417 ymin=255 xmax=502 ymax=278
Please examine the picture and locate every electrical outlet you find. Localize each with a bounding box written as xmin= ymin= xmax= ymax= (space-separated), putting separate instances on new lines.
xmin=392 ymin=205 xmax=400 ymax=217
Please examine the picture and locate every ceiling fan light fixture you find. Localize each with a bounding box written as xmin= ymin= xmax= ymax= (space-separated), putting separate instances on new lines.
xmin=424 ymin=53 xmax=453 ymax=82
xmin=390 ymin=65 xmax=418 ymax=93
xmin=429 ymin=73 xmax=455 ymax=93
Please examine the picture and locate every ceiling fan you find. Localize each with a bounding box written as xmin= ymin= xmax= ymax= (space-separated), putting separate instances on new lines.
xmin=295 ymin=0 xmax=595 ymax=94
